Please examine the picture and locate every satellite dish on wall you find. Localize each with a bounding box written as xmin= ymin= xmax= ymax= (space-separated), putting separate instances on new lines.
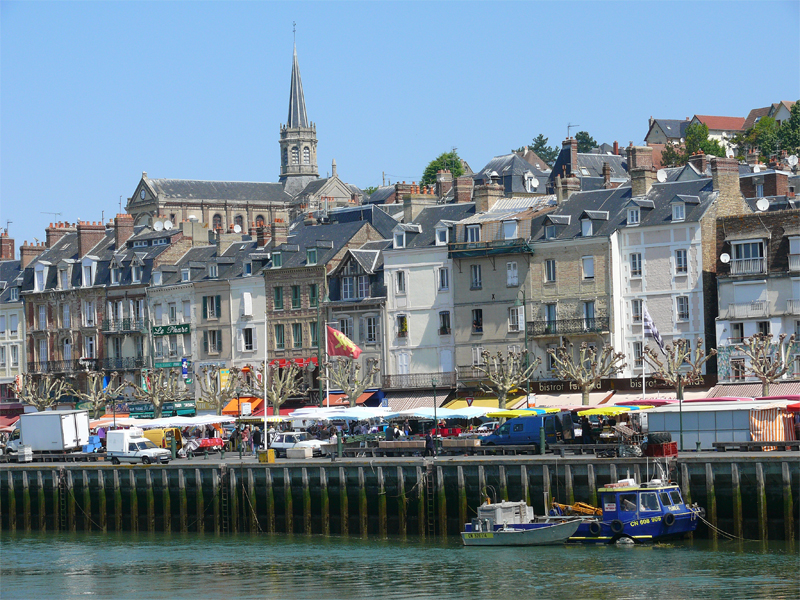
xmin=656 ymin=169 xmax=667 ymax=183
xmin=153 ymin=220 xmax=164 ymax=232
xmin=756 ymin=198 xmax=770 ymax=212
xmin=163 ymin=220 xmax=173 ymax=230
xmin=233 ymin=224 xmax=242 ymax=233
xmin=720 ymin=253 xmax=730 ymax=264
xmin=188 ymin=215 xmax=199 ymax=222
xmin=531 ymin=178 xmax=539 ymax=188
xmin=725 ymin=147 xmax=735 ymax=158
xmin=753 ymin=165 xmax=761 ymax=173
xmin=788 ymin=155 xmax=799 ymax=167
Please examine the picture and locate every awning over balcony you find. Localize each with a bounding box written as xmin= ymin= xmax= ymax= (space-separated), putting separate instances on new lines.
xmin=323 ymin=391 xmax=377 ymax=407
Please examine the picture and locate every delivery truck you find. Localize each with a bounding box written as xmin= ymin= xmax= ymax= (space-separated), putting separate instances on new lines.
xmin=5 ymin=410 xmax=91 ymax=454
xmin=106 ymin=427 xmax=171 ymax=465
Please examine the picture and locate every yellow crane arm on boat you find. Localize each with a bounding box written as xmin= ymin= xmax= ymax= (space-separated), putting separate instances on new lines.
xmin=551 ymin=501 xmax=603 ymax=516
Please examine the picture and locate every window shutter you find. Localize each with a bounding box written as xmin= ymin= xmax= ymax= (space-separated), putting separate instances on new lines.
xmin=202 ymin=297 xmax=208 ymax=319
xmin=237 ymin=329 xmax=243 ymax=352
xmin=252 ymin=328 xmax=257 ymax=351
xmin=107 ymin=301 xmax=112 ymax=317
xmin=243 ymin=292 xmax=252 ymax=316
xmin=216 ymin=330 xmax=222 ymax=352
xmin=203 ymin=331 xmax=208 ymax=353
xmin=359 ymin=317 xmax=365 ymax=343
xmin=215 ymin=295 xmax=221 ymax=317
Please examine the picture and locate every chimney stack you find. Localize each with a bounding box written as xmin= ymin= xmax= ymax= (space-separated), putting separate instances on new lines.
xmin=20 ymin=241 xmax=46 ymax=269
xmin=711 ymin=157 xmax=749 ymax=217
xmin=270 ymin=219 xmax=289 ymax=246
xmin=332 ymin=159 xmax=337 ymax=178
xmin=256 ymin=226 xmax=269 ymax=248
xmin=473 ymin=182 xmax=504 ymax=212
xmin=602 ymin=162 xmax=612 ymax=189
xmin=114 ymin=214 xmax=135 ymax=249
xmin=436 ymin=169 xmax=453 ymax=199
xmin=45 ymin=221 xmax=76 ymax=248
xmin=562 ymin=138 xmax=578 ymax=175
xmin=453 ymin=175 xmax=473 ymax=203
xmin=77 ymin=221 xmax=107 ymax=257
xmin=1 ymin=232 xmax=15 ymax=260
xmin=745 ymin=151 xmax=759 ymax=166
xmin=687 ymin=152 xmax=709 ymax=175
xmin=627 ymin=146 xmax=656 ymax=197
xmin=613 ymin=140 xmax=619 ymax=156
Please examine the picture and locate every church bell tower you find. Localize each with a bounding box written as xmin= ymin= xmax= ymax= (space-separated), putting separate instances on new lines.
xmin=279 ymin=43 xmax=319 ymax=197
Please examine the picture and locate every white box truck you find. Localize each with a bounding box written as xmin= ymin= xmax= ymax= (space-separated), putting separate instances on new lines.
xmin=106 ymin=427 xmax=171 ymax=465
xmin=5 ymin=410 xmax=90 ymax=454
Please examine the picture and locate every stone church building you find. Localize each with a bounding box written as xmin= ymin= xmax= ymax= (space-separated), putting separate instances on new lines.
xmin=124 ymin=44 xmax=361 ymax=234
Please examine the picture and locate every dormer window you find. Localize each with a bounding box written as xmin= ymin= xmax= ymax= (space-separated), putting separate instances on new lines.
xmin=503 ymin=221 xmax=518 ymax=240
xmin=111 ymin=266 xmax=121 ymax=285
xmin=152 ymin=271 xmax=162 ymax=286
xmin=152 ymin=238 xmax=168 ymax=246
xmin=244 ymin=262 xmax=252 ymax=277
xmin=466 ymin=225 xmax=481 ymax=243
xmin=580 ymin=167 xmax=590 ymax=176
xmin=208 ymin=264 xmax=218 ymax=278
xmin=133 ymin=240 xmax=148 ymax=248
xmin=394 ymin=232 xmax=405 ymax=249
xmin=436 ymin=228 xmax=448 ymax=245
xmin=272 ymin=253 xmax=282 ymax=268
xmin=627 ymin=208 xmax=640 ymax=225
xmin=10 ymin=288 xmax=18 ymax=302
xmin=545 ymin=225 xmax=556 ymax=240
xmin=581 ymin=219 xmax=593 ymax=237
xmin=35 ymin=264 xmax=46 ymax=292
xmin=672 ymin=203 xmax=685 ymax=222
xmin=59 ymin=268 xmax=70 ymax=290
xmin=131 ymin=265 xmax=142 ymax=283
xmin=182 ymin=269 xmax=191 ymax=282
xmin=306 ymin=248 xmax=317 ymax=265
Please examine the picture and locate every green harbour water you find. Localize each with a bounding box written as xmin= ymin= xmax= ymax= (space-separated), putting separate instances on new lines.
xmin=1 ymin=533 xmax=798 ymax=600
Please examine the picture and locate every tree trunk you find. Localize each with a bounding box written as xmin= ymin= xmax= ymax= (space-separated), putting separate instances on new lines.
xmin=581 ymin=388 xmax=590 ymax=406
xmin=762 ymin=380 xmax=769 ymax=397
xmin=154 ymin=403 xmax=163 ymax=419
xmin=272 ymin=402 xmax=280 ymax=416
xmin=498 ymin=392 xmax=507 ymax=411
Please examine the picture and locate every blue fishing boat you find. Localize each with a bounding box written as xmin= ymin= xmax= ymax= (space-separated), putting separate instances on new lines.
xmin=462 ymin=500 xmax=584 ymax=547
xmin=552 ymin=477 xmax=705 ymax=544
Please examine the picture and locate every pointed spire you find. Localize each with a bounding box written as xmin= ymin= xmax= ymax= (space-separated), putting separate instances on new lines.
xmin=287 ymin=43 xmax=308 ymax=129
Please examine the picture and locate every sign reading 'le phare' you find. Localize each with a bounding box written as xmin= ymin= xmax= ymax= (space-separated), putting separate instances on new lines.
xmin=152 ymin=323 xmax=191 ymax=336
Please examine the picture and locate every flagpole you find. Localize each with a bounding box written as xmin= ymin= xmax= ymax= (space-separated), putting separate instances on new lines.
xmin=642 ymin=298 xmax=646 ymax=403
xmin=263 ymin=309 xmax=268 ymax=443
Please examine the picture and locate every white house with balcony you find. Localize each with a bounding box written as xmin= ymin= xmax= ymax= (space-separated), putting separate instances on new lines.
xmin=715 ymin=210 xmax=800 ymax=383
xmin=382 ymin=204 xmax=474 ymax=400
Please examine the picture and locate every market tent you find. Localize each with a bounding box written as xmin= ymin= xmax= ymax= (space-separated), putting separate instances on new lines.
xmin=288 ymin=407 xmax=391 ymax=422
xmin=749 ymin=405 xmax=796 ymax=450
xmin=445 ymin=394 xmax=527 ymax=410
xmin=384 ymin=407 xmax=490 ymax=420
xmin=221 ymin=397 xmax=263 ymax=416
xmin=134 ymin=415 xmax=236 ymax=429
xmin=485 ymin=408 xmax=561 ymax=418
xmin=787 ymin=402 xmax=800 ymax=412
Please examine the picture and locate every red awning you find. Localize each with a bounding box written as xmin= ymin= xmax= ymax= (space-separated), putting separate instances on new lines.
xmin=221 ymin=397 xmax=264 ymax=415
xmin=323 ymin=392 xmax=374 ymax=407
xmin=250 ymin=405 xmax=298 ymax=417
xmin=787 ymin=402 xmax=800 ymax=413
xmin=0 ymin=415 xmax=20 ymax=429
xmin=268 ymin=357 xmax=318 ymax=369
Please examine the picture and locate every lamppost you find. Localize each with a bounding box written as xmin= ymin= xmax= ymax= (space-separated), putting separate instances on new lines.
xmin=236 ymin=387 xmax=242 ymax=460
xmin=432 ymin=376 xmax=438 ymax=440
xmin=514 ymin=289 xmax=531 ymax=403
xmin=316 ymin=284 xmax=330 ymax=407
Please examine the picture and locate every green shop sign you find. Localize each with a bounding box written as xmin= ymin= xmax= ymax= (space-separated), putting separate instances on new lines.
xmin=152 ymin=323 xmax=191 ymax=336
xmin=154 ymin=360 xmax=192 ymax=369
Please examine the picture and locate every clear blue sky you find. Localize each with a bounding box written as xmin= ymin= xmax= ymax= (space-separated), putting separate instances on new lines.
xmin=2 ymin=1 xmax=798 ymax=250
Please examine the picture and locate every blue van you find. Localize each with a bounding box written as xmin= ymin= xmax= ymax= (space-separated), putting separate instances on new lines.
xmin=482 ymin=413 xmax=576 ymax=450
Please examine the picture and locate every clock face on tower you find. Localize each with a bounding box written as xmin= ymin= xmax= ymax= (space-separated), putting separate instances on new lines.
xmin=140 ymin=189 xmax=146 ymax=200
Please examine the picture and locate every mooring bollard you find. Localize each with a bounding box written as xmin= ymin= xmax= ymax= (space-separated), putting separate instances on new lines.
xmin=696 ymin=441 xmax=702 ymax=452
xmin=187 ymin=450 xmax=193 ymax=460
xmin=540 ymin=427 xmax=546 ymax=455
xmin=220 ymin=447 xmax=225 ymax=459
xmin=204 ymin=449 xmax=208 ymax=460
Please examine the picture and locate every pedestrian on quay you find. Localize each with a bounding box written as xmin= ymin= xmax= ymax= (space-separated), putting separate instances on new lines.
xmin=425 ymin=432 xmax=436 ymax=457
xmin=252 ymin=427 xmax=262 ymax=456
xmin=241 ymin=426 xmax=251 ymax=453
xmin=229 ymin=427 xmax=240 ymax=452
xmin=580 ymin=416 xmax=594 ymax=444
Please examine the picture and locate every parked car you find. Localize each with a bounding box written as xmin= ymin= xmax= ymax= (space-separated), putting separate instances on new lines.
xmin=476 ymin=421 xmax=500 ymax=434
xmin=269 ymin=431 xmax=327 ymax=458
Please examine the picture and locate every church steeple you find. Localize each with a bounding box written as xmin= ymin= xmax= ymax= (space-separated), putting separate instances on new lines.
xmin=279 ymin=38 xmax=318 ymax=197
xmin=287 ymin=44 xmax=308 ymax=129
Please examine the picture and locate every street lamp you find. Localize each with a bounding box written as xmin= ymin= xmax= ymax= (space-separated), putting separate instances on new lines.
xmin=236 ymin=387 xmax=242 ymax=460
xmin=316 ymin=285 xmax=330 ymax=407
xmin=432 ymin=376 xmax=438 ymax=441
xmin=514 ymin=289 xmax=531 ymax=404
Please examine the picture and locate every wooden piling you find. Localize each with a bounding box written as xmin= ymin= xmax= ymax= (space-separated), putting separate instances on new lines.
xmin=113 ymin=469 xmax=122 ymax=532
xmin=755 ymin=462 xmax=767 ymax=541
xmin=212 ymin=469 xmax=220 ymax=534
xmin=781 ymin=462 xmax=794 ymax=542
xmin=22 ymin=471 xmax=31 ymax=532
xmin=248 ymin=468 xmax=257 ymax=533
xmin=680 ymin=463 xmax=692 ymax=505
xmin=66 ymin=470 xmax=76 ymax=532
xmin=283 ymin=467 xmax=293 ymax=534
xmin=7 ymin=471 xmax=16 ymax=532
xmin=542 ymin=465 xmax=551 ymax=507
xmin=96 ymin=469 xmax=106 ymax=533
xmin=265 ymin=468 xmax=276 ymax=534
xmin=37 ymin=472 xmax=46 ymax=532
xmin=478 ymin=466 xmax=486 ymax=501
xmin=520 ymin=465 xmax=530 ymax=507
xmin=730 ymin=463 xmax=742 ymax=539
xmin=193 ymin=469 xmax=202 ymax=534
xmin=499 ymin=465 xmax=508 ymax=501
xmin=339 ymin=467 xmax=349 ymax=536
xmin=704 ymin=463 xmax=716 ymax=541
xmin=587 ymin=464 xmax=597 ymax=508
xmin=128 ymin=471 xmax=138 ymax=533
xmin=81 ymin=470 xmax=91 ymax=532
xmin=162 ymin=470 xmax=172 ymax=533
xmin=145 ymin=470 xmax=155 ymax=533
xmin=358 ymin=467 xmax=368 ymax=537
xmin=178 ymin=469 xmax=187 ymax=533
xmin=229 ymin=469 xmax=239 ymax=534
xmin=302 ymin=467 xmax=312 ymax=535
xmin=319 ymin=467 xmax=330 ymax=536
xmin=377 ymin=467 xmax=387 ymax=537
xmin=457 ymin=466 xmax=467 ymax=533
xmin=397 ymin=467 xmax=407 ymax=539
xmin=436 ymin=466 xmax=447 ymax=537
xmin=416 ymin=466 xmax=424 ymax=538
xmin=564 ymin=464 xmax=574 ymax=505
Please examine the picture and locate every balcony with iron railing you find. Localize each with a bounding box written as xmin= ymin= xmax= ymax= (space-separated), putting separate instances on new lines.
xmin=27 ymin=358 xmax=101 ymax=373
xmin=448 ymin=238 xmax=535 ymax=259
xmin=788 ymin=299 xmax=800 ymax=315
xmin=101 ymin=318 xmax=148 ymax=333
xmin=527 ymin=317 xmax=610 ymax=337
xmin=730 ymin=257 xmax=766 ymax=275
xmin=102 ymin=357 xmax=146 ymax=370
xmin=726 ymin=301 xmax=768 ymax=319
xmin=382 ymin=371 xmax=457 ymax=389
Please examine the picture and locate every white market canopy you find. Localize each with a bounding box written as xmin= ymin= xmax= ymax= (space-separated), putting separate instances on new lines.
xmin=383 ymin=407 xmax=491 ymax=420
xmin=92 ymin=415 xmax=237 ymax=430
xmin=288 ymin=407 xmax=393 ymax=422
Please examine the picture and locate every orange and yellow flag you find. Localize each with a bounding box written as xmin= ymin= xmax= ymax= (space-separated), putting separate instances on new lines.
xmin=326 ymin=325 xmax=362 ymax=359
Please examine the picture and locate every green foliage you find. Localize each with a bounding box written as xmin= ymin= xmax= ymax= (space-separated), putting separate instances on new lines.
xmin=528 ymin=134 xmax=559 ymax=166
xmin=779 ymin=102 xmax=800 ymax=155
xmin=684 ymin=123 xmax=726 ymax=157
xmin=732 ymin=116 xmax=779 ymax=160
xmin=363 ymin=186 xmax=378 ymax=196
xmin=575 ymin=131 xmax=598 ymax=153
xmin=660 ymin=142 xmax=685 ymax=168
xmin=421 ymin=150 xmax=464 ymax=187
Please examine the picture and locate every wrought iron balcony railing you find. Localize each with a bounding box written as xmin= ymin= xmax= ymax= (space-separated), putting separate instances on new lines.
xmin=27 ymin=358 xmax=102 ymax=373
xmin=102 ymin=357 xmax=146 ymax=371
xmin=382 ymin=371 xmax=457 ymax=389
xmin=526 ymin=317 xmax=610 ymax=337
xmin=101 ymin=318 xmax=148 ymax=333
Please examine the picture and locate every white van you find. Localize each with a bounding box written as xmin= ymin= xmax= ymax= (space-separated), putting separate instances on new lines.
xmin=106 ymin=428 xmax=171 ymax=465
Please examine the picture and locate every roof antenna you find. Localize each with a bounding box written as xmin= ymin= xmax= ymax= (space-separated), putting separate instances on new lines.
xmin=567 ymin=123 xmax=580 ymax=138
xmin=5 ymin=220 xmax=11 ymax=235
xmin=41 ymin=211 xmax=62 ymax=222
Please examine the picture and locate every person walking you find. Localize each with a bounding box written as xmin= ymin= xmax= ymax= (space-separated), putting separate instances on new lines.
xmin=241 ymin=426 xmax=250 ymax=453
xmin=425 ymin=432 xmax=436 ymax=457
xmin=580 ymin=416 xmax=594 ymax=444
xmin=252 ymin=427 xmax=262 ymax=456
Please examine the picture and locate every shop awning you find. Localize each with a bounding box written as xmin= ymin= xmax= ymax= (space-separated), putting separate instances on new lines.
xmin=250 ymin=405 xmax=297 ymax=417
xmin=445 ymin=394 xmax=526 ymax=410
xmin=323 ymin=391 xmax=376 ymax=407
xmin=221 ymin=397 xmax=264 ymax=415
xmin=381 ymin=390 xmax=453 ymax=411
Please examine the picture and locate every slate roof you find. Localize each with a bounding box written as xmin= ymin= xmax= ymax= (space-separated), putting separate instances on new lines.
xmin=145 ymin=179 xmax=292 ymax=203
xmin=533 ymin=177 xmax=716 ymax=240
xmin=474 ymin=154 xmax=549 ymax=194
xmin=647 ymin=119 xmax=691 ymax=140
xmin=298 ymin=178 xmax=329 ymax=196
xmin=363 ymin=186 xmax=395 ymax=205
xmin=514 ymin=148 xmax=553 ymax=170
xmin=287 ymin=45 xmax=309 ymax=129
xmin=326 ymin=204 xmax=399 ymax=238
xmin=0 ymin=260 xmax=22 ymax=304
xmin=391 ymin=203 xmax=476 ymax=249
xmin=349 ymin=249 xmax=381 ymax=274
xmin=490 ymin=196 xmax=556 ymax=212
xmin=743 ymin=106 xmax=771 ymax=130
xmin=271 ymin=220 xmax=371 ymax=269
